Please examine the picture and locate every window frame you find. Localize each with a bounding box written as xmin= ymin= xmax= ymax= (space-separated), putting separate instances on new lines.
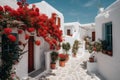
xmin=102 ymin=22 xmax=113 ymax=56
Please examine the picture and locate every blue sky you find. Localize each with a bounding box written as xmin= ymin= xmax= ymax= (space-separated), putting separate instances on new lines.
xmin=27 ymin=0 xmax=115 ymax=24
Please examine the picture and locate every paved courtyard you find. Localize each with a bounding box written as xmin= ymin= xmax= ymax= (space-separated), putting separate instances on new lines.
xmin=41 ymin=51 xmax=102 ymax=80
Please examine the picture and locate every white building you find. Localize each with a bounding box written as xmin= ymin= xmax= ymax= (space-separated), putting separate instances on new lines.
xmin=95 ymin=0 xmax=120 ymax=80
xmin=63 ymin=22 xmax=95 ymax=54
xmin=63 ymin=22 xmax=80 ymax=45
xmin=80 ymin=23 xmax=95 ymax=41
xmin=0 ymin=0 xmax=64 ymax=79
xmin=64 ymin=22 xmax=95 ymax=43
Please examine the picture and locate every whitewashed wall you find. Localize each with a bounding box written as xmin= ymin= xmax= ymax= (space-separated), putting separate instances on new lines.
xmin=72 ymin=22 xmax=80 ymax=40
xmin=95 ymin=0 xmax=120 ymax=80
xmin=79 ymin=27 xmax=87 ymax=40
xmin=64 ymin=22 xmax=80 ymax=39
xmin=0 ymin=0 xmax=18 ymax=9
xmin=64 ymin=25 xmax=74 ymax=36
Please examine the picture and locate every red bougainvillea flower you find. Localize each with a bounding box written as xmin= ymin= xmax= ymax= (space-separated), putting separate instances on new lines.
xmin=25 ymin=34 xmax=29 ymax=40
xmin=59 ymin=54 xmax=66 ymax=61
xmin=0 ymin=15 xmax=3 ymax=19
xmin=17 ymin=2 xmax=22 ymax=6
xmin=29 ymin=11 xmax=39 ymax=17
xmin=18 ymin=29 xmax=23 ymax=34
xmin=17 ymin=8 xmax=24 ymax=16
xmin=4 ymin=28 xmax=12 ymax=34
xmin=27 ymin=27 xmax=35 ymax=32
xmin=0 ymin=6 xmax=3 ymax=11
xmin=52 ymin=13 xmax=56 ymax=18
xmin=32 ymin=4 xmax=36 ymax=8
xmin=35 ymin=40 xmax=41 ymax=46
xmin=8 ymin=34 xmax=16 ymax=42
xmin=4 ymin=5 xmax=12 ymax=12
xmin=10 ymin=10 xmax=20 ymax=17
xmin=35 ymin=8 xmax=39 ymax=12
xmin=56 ymin=46 xmax=60 ymax=50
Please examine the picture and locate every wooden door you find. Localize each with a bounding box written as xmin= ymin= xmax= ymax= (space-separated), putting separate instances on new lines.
xmin=92 ymin=31 xmax=95 ymax=41
xmin=28 ymin=36 xmax=34 ymax=73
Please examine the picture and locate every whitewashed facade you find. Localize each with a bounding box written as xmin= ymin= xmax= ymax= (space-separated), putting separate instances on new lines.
xmin=64 ymin=22 xmax=95 ymax=44
xmin=63 ymin=22 xmax=95 ymax=55
xmin=63 ymin=22 xmax=80 ymax=45
xmin=95 ymin=0 xmax=120 ymax=80
xmin=0 ymin=0 xmax=64 ymax=79
xmin=0 ymin=0 xmax=18 ymax=8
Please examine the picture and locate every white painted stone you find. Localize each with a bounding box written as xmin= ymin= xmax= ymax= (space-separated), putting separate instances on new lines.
xmin=95 ymin=0 xmax=120 ymax=80
xmin=87 ymin=61 xmax=97 ymax=74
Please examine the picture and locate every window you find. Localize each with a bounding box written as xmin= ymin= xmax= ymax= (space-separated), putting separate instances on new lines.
xmin=67 ymin=29 xmax=71 ymax=36
xmin=102 ymin=22 xmax=112 ymax=56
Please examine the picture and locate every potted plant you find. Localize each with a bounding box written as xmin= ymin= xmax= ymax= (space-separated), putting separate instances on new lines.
xmin=89 ymin=56 xmax=94 ymax=62
xmin=62 ymin=42 xmax=71 ymax=61
xmin=106 ymin=46 xmax=112 ymax=56
xmin=72 ymin=40 xmax=80 ymax=57
xmin=101 ymin=40 xmax=108 ymax=54
xmin=59 ymin=54 xmax=66 ymax=67
xmin=50 ymin=51 xmax=58 ymax=69
xmin=86 ymin=40 xmax=103 ymax=63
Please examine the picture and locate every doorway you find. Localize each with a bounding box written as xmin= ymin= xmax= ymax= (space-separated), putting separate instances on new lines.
xmin=28 ymin=36 xmax=34 ymax=73
xmin=92 ymin=31 xmax=95 ymax=41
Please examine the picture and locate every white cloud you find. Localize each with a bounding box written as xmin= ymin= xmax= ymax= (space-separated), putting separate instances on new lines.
xmin=83 ymin=0 xmax=97 ymax=7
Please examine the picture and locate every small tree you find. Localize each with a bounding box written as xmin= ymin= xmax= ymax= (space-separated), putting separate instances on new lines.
xmin=72 ymin=40 xmax=80 ymax=55
xmin=50 ymin=51 xmax=58 ymax=64
xmin=62 ymin=42 xmax=71 ymax=54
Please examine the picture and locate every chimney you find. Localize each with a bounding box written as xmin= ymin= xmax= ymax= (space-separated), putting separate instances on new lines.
xmin=99 ymin=7 xmax=104 ymax=13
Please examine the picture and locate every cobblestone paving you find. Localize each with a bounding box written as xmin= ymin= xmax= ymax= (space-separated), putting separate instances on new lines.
xmin=45 ymin=52 xmax=101 ymax=80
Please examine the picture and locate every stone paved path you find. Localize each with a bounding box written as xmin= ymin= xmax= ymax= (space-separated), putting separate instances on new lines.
xmin=44 ymin=52 xmax=101 ymax=80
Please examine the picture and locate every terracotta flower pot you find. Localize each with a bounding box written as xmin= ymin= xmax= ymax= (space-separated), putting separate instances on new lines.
xmin=89 ymin=57 xmax=94 ymax=62
xmin=65 ymin=54 xmax=69 ymax=62
xmin=50 ymin=63 xmax=56 ymax=69
xmin=72 ymin=53 xmax=76 ymax=57
xmin=107 ymin=51 xmax=112 ymax=56
xmin=59 ymin=61 xmax=65 ymax=67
